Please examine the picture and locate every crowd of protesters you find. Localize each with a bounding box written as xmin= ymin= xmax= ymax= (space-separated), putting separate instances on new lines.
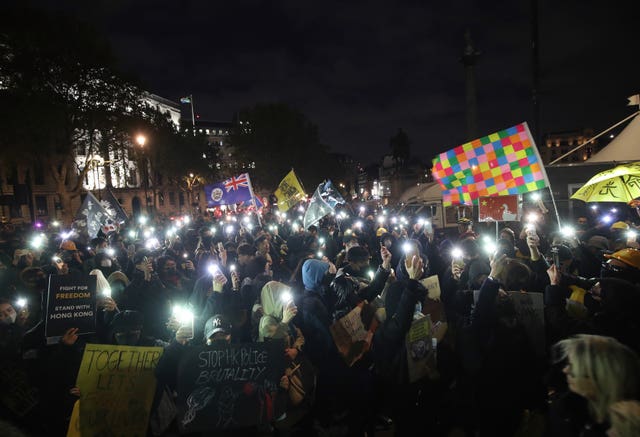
xmin=1 ymin=200 xmax=640 ymax=437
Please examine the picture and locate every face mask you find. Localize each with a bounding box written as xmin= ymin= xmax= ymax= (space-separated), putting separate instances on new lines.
xmin=114 ymin=331 xmax=141 ymax=346
xmin=0 ymin=311 xmax=17 ymax=325
xmin=100 ymin=259 xmax=112 ymax=268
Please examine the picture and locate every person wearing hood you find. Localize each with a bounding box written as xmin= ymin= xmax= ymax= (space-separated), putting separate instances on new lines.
xmin=107 ymin=310 xmax=166 ymax=347
xmin=296 ymin=258 xmax=355 ymax=428
xmin=258 ymin=281 xmax=316 ymax=434
xmin=371 ymin=254 xmax=429 ymax=435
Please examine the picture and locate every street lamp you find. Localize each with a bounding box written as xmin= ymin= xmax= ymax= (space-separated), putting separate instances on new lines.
xmin=135 ymin=134 xmax=149 ymax=213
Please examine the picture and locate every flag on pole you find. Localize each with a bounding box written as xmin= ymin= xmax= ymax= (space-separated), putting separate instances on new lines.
xmin=180 ymin=96 xmax=191 ymax=104
xmin=303 ymin=180 xmax=345 ymax=230
xmin=100 ymin=189 xmax=128 ymax=224
xmin=627 ymin=94 xmax=640 ymax=106
xmin=204 ymin=173 xmax=253 ymax=206
xmin=242 ymin=196 xmax=264 ymax=209
xmin=73 ymin=192 xmax=110 ymax=239
xmin=274 ymin=169 xmax=306 ymax=212
xmin=432 ymin=122 xmax=550 ymax=206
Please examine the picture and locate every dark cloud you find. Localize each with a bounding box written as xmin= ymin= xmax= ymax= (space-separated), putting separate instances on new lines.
xmin=34 ymin=0 xmax=639 ymax=164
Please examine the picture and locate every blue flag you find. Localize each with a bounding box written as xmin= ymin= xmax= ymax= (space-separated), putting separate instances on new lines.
xmin=303 ymin=180 xmax=346 ymax=230
xmin=204 ymin=173 xmax=253 ymax=206
xmin=100 ymin=189 xmax=128 ymax=224
xmin=241 ymin=196 xmax=264 ymax=208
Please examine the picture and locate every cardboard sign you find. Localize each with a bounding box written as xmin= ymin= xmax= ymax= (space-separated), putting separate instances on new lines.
xmin=176 ymin=341 xmax=286 ymax=432
xmin=46 ymin=275 xmax=97 ymax=339
xmin=330 ymin=303 xmax=378 ymax=367
xmin=405 ymin=316 xmax=436 ymax=383
xmin=507 ymin=291 xmax=545 ymax=357
xmin=478 ymin=195 xmax=521 ymax=222
xmin=419 ymin=275 xmax=441 ymax=301
xmin=75 ymin=344 xmax=163 ymax=437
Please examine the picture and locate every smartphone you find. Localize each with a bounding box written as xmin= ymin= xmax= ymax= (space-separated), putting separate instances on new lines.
xmin=551 ymin=247 xmax=560 ymax=266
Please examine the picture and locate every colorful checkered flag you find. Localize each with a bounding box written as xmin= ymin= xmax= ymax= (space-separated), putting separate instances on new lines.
xmin=432 ymin=122 xmax=550 ymax=206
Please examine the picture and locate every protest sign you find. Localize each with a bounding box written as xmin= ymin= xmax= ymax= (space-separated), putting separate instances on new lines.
xmin=45 ymin=274 xmax=97 ymax=339
xmin=75 ymin=344 xmax=163 ymax=437
xmin=330 ymin=303 xmax=378 ymax=367
xmin=176 ymin=341 xmax=286 ymax=433
xmin=478 ymin=195 xmax=521 ymax=222
xmin=507 ymin=291 xmax=545 ymax=357
xmin=405 ymin=315 xmax=437 ymax=383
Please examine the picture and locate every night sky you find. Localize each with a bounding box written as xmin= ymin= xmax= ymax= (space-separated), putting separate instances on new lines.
xmin=34 ymin=0 xmax=640 ymax=165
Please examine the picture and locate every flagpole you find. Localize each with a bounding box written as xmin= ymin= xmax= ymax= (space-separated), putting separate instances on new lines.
xmin=246 ymin=173 xmax=262 ymax=227
xmin=190 ymin=94 xmax=196 ymax=136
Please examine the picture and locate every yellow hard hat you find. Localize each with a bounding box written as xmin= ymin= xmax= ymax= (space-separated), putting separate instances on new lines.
xmin=604 ymin=248 xmax=640 ymax=270
xmin=376 ymin=227 xmax=388 ymax=237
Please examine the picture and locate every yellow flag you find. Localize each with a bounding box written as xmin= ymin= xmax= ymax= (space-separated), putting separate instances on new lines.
xmin=274 ymin=169 xmax=306 ymax=212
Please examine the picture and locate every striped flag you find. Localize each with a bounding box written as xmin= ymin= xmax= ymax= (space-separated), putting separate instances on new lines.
xmin=432 ymin=122 xmax=549 ymax=206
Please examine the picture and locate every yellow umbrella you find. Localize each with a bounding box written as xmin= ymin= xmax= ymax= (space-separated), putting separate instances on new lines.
xmin=571 ymin=162 xmax=640 ymax=203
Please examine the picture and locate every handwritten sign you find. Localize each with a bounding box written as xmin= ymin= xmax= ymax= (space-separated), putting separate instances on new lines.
xmin=176 ymin=341 xmax=286 ymax=432
xmin=75 ymin=344 xmax=163 ymax=437
xmin=507 ymin=291 xmax=545 ymax=357
xmin=46 ymin=275 xmax=97 ymax=339
xmin=330 ymin=303 xmax=377 ymax=367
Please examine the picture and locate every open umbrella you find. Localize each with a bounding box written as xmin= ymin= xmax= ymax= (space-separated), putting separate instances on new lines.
xmin=570 ymin=162 xmax=640 ymax=203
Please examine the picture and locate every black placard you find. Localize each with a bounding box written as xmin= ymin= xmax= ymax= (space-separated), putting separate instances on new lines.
xmin=45 ymin=274 xmax=97 ymax=339
xmin=176 ymin=340 xmax=286 ymax=432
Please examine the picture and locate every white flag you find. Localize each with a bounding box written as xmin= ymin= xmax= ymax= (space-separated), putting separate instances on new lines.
xmin=627 ymin=94 xmax=640 ymax=106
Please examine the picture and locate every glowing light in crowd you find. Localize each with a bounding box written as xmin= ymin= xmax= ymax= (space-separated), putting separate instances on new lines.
xmin=172 ymin=305 xmax=194 ymax=325
xmin=590 ymin=205 xmax=598 ymax=210
xmin=229 ymin=264 xmax=236 ymax=272
xmin=128 ymin=230 xmax=136 ymax=238
xmin=138 ymin=216 xmax=148 ymax=225
xmin=319 ymin=237 xmax=325 ymax=245
xmin=166 ymin=228 xmax=175 ymax=237
xmin=207 ymin=264 xmax=220 ymax=276
xmin=298 ymin=205 xmax=305 ymax=212
xmin=243 ymin=216 xmax=251 ymax=224
xmin=359 ymin=206 xmax=365 ymax=212
xmin=627 ymin=230 xmax=638 ymax=240
xmin=418 ymin=218 xmax=425 ymax=225
xmin=145 ymin=238 xmax=159 ymax=249
xmin=183 ymin=216 xmax=191 ymax=224
xmin=610 ymin=208 xmax=618 ymax=213
xmin=34 ymin=221 xmax=43 ymax=229
xmin=526 ymin=212 xmax=539 ymax=223
xmin=368 ymin=270 xmax=374 ymax=280
xmin=280 ymin=289 xmax=293 ymax=303
xmin=531 ymin=192 xmax=541 ymax=201
xmin=60 ymin=231 xmax=73 ymax=240
xmin=451 ymin=247 xmax=464 ymax=259
xmin=16 ymin=298 xmax=27 ymax=308
xmin=210 ymin=227 xmax=216 ymax=234
xmin=402 ymin=242 xmax=412 ymax=253
xmin=106 ymin=248 xmax=116 ymax=257
xmin=377 ymin=216 xmax=385 ymax=223
xmin=225 ymin=225 xmax=234 ymax=234
xmin=391 ymin=217 xmax=398 ymax=224
xmin=354 ymin=221 xmax=363 ymax=229
xmin=247 ymin=223 xmax=254 ymax=230
xmin=483 ymin=241 xmax=497 ymax=255
xmin=561 ymin=226 xmax=576 ymax=238
xmin=317 ymin=251 xmax=324 ymax=258
xmin=51 ymin=220 xmax=60 ymax=228
xmin=339 ymin=211 xmax=348 ymax=219
xmin=183 ymin=253 xmax=189 ymax=259
xmin=601 ymin=215 xmax=613 ymax=224
xmin=143 ymin=229 xmax=152 ymax=238
xmin=30 ymin=235 xmax=44 ymax=249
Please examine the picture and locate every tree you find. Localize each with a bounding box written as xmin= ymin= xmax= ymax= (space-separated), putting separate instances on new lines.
xmin=0 ymin=6 xmax=148 ymax=222
xmin=228 ymin=103 xmax=339 ymax=192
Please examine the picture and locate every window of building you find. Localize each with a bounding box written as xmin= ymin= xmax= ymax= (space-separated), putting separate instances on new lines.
xmin=179 ymin=192 xmax=185 ymax=206
xmin=158 ymin=192 xmax=165 ymax=206
xmin=35 ymin=195 xmax=48 ymax=216
xmin=169 ymin=192 xmax=176 ymax=205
